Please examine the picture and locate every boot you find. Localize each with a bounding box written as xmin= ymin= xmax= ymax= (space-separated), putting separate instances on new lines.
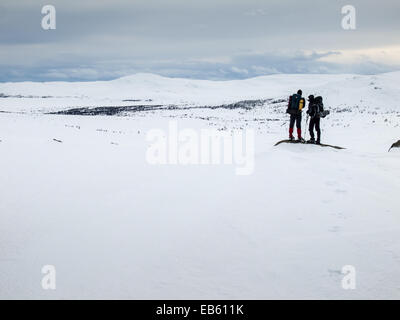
xmin=307 ymin=137 xmax=315 ymax=144
xmin=289 ymin=128 xmax=294 ymax=141
xmin=297 ymin=129 xmax=305 ymax=142
xmin=316 ymin=134 xmax=321 ymax=145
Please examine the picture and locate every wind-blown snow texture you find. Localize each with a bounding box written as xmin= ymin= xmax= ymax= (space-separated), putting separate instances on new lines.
xmin=0 ymin=72 xmax=400 ymax=299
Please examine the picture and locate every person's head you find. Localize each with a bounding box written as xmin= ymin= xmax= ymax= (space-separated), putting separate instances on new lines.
xmin=308 ymin=95 xmax=315 ymax=102
xmin=297 ymin=89 xmax=303 ymax=96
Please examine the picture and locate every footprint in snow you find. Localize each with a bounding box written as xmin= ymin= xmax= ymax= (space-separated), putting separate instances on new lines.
xmin=328 ymin=226 xmax=341 ymax=233
xmin=325 ymin=181 xmax=337 ymax=186
xmin=327 ymin=269 xmax=343 ymax=279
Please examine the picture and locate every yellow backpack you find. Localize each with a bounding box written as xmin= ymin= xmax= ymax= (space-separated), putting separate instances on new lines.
xmin=299 ymin=99 xmax=305 ymax=111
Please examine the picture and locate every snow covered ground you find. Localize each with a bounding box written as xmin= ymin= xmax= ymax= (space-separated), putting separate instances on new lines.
xmin=0 ymin=72 xmax=400 ymax=299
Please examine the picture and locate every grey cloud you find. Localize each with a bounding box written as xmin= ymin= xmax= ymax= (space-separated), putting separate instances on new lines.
xmin=0 ymin=51 xmax=397 ymax=82
xmin=0 ymin=0 xmax=399 ymax=81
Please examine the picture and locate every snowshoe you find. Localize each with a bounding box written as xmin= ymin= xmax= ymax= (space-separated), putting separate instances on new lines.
xmin=297 ymin=137 xmax=305 ymax=143
xmin=307 ymin=139 xmax=315 ymax=144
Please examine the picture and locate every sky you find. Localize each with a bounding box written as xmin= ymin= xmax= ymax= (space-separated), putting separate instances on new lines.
xmin=0 ymin=0 xmax=400 ymax=82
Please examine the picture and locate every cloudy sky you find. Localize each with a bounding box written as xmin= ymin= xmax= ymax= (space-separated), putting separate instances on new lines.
xmin=0 ymin=0 xmax=399 ymax=81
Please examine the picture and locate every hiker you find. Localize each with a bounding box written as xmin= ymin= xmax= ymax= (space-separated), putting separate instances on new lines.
xmin=287 ymin=89 xmax=306 ymax=141
xmin=307 ymin=95 xmax=324 ymax=144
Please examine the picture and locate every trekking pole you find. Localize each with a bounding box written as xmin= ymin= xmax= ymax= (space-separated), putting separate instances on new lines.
xmin=305 ymin=115 xmax=309 ymax=142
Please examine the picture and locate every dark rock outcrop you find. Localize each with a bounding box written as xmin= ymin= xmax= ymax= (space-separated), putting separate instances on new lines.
xmin=388 ymin=140 xmax=400 ymax=152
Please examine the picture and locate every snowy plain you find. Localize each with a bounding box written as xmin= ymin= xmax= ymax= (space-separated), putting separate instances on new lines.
xmin=0 ymin=72 xmax=399 ymax=299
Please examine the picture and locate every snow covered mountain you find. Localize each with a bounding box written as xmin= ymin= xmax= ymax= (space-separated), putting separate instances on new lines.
xmin=0 ymin=72 xmax=399 ymax=299
xmin=1 ymin=71 xmax=400 ymax=113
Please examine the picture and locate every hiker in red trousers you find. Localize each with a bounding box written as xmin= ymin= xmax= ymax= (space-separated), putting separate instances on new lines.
xmin=286 ymin=89 xmax=306 ymax=142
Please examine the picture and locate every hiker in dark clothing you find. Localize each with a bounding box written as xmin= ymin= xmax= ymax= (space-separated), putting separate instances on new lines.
xmin=287 ymin=89 xmax=306 ymax=141
xmin=307 ymin=95 xmax=324 ymax=144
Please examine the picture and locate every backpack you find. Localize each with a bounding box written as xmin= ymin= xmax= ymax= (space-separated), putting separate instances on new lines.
xmin=314 ymin=96 xmax=330 ymax=118
xmin=319 ymin=110 xmax=330 ymax=118
xmin=315 ymin=96 xmax=323 ymax=113
xmin=287 ymin=94 xmax=304 ymax=115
